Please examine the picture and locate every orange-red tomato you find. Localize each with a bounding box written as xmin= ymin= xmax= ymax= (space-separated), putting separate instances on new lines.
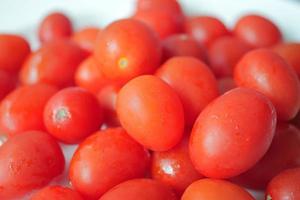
xmin=156 ymin=56 xmax=218 ymax=126
xmin=182 ymin=179 xmax=255 ymax=200
xmin=20 ymin=39 xmax=88 ymax=88
xmin=217 ymin=77 xmax=236 ymax=94
xmin=31 ymin=186 xmax=83 ymax=200
xmin=0 ymin=84 xmax=58 ymax=136
xmin=185 ymin=16 xmax=229 ymax=48
xmin=208 ymin=36 xmax=251 ymax=78
xmin=151 ymin=136 xmax=203 ymax=195
xmin=44 ymin=87 xmax=103 ymax=144
xmin=0 ymin=70 xmax=17 ymax=101
xmin=0 ymin=131 xmax=64 ymax=199
xmin=232 ymin=123 xmax=300 ymax=189
xmin=38 ymin=12 xmax=73 ymax=43
xmin=72 ymin=27 xmax=101 ymax=53
xmin=0 ymin=34 xmax=30 ymax=73
xmin=99 ymin=179 xmax=178 ymax=200
xmin=234 ymin=49 xmax=300 ymax=121
xmin=94 ymin=19 xmax=162 ymax=82
xmin=69 ymin=128 xmax=150 ymax=199
xmin=234 ymin=14 xmax=282 ymax=48
xmin=136 ymin=0 xmax=182 ymax=14
xmin=273 ymin=43 xmax=300 ymax=78
xmin=117 ymin=75 xmax=184 ymax=151
xmin=190 ymin=88 xmax=277 ymax=178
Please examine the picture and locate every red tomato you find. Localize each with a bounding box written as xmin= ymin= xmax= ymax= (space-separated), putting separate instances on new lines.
xmin=234 ymin=14 xmax=282 ymax=48
xmin=0 ymin=131 xmax=64 ymax=199
xmin=99 ymin=179 xmax=177 ymax=200
xmin=72 ymin=27 xmax=101 ymax=53
xmin=69 ymin=127 xmax=150 ymax=199
xmin=156 ymin=56 xmax=218 ymax=126
xmin=31 ymin=186 xmax=83 ymax=200
xmin=162 ymin=34 xmax=207 ymax=62
xmin=208 ymin=36 xmax=251 ymax=78
xmin=116 ymin=75 xmax=184 ymax=151
xmin=234 ymin=49 xmax=300 ymax=121
xmin=20 ymin=39 xmax=88 ymax=88
xmin=217 ymin=77 xmax=236 ymax=94
xmin=185 ymin=16 xmax=229 ymax=48
xmin=38 ymin=12 xmax=73 ymax=43
xmin=190 ymin=88 xmax=277 ymax=178
xmin=151 ymin=136 xmax=203 ymax=195
xmin=44 ymin=87 xmax=103 ymax=144
xmin=266 ymin=168 xmax=300 ymax=200
xmin=0 ymin=84 xmax=58 ymax=136
xmin=273 ymin=43 xmax=300 ymax=78
xmin=0 ymin=70 xmax=17 ymax=101
xmin=94 ymin=19 xmax=162 ymax=82
xmin=232 ymin=123 xmax=300 ymax=189
xmin=0 ymin=34 xmax=30 ymax=73
xmin=182 ymin=179 xmax=254 ymax=200
xmin=136 ymin=0 xmax=182 ymax=14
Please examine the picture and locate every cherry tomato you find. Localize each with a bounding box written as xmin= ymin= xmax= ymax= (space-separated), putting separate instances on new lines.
xmin=38 ymin=12 xmax=73 ymax=43
xmin=0 ymin=84 xmax=58 ymax=136
xmin=31 ymin=186 xmax=83 ymax=200
xmin=116 ymin=75 xmax=184 ymax=151
xmin=0 ymin=70 xmax=17 ymax=101
xmin=0 ymin=34 xmax=30 ymax=73
xmin=69 ymin=127 xmax=150 ymax=199
xmin=72 ymin=27 xmax=101 ymax=53
xmin=208 ymin=36 xmax=251 ymax=78
xmin=266 ymin=168 xmax=300 ymax=200
xmin=232 ymin=123 xmax=300 ymax=189
xmin=156 ymin=56 xmax=218 ymax=126
xmin=162 ymin=34 xmax=207 ymax=62
xmin=0 ymin=131 xmax=64 ymax=199
xmin=151 ymin=136 xmax=203 ymax=195
xmin=20 ymin=39 xmax=88 ymax=88
xmin=182 ymin=179 xmax=254 ymax=200
xmin=273 ymin=43 xmax=300 ymax=78
xmin=136 ymin=0 xmax=182 ymax=14
xmin=99 ymin=179 xmax=177 ymax=200
xmin=185 ymin=16 xmax=229 ymax=48
xmin=217 ymin=77 xmax=236 ymax=94
xmin=190 ymin=88 xmax=277 ymax=178
xmin=44 ymin=87 xmax=103 ymax=144
xmin=234 ymin=14 xmax=282 ymax=48
xmin=234 ymin=49 xmax=300 ymax=121
xmin=94 ymin=19 xmax=162 ymax=82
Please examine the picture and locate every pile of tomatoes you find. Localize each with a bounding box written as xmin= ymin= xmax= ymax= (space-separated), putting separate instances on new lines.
xmin=1 ymin=0 xmax=300 ymax=199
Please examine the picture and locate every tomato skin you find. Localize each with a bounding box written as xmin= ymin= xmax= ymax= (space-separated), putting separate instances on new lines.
xmin=99 ymin=179 xmax=178 ymax=200
xmin=0 ymin=34 xmax=31 ymax=73
xmin=116 ymin=75 xmax=184 ymax=151
xmin=266 ymin=168 xmax=300 ymax=200
xmin=39 ymin=12 xmax=73 ymax=43
xmin=234 ymin=14 xmax=282 ymax=48
xmin=190 ymin=88 xmax=277 ymax=178
xmin=0 ymin=131 xmax=65 ymax=199
xmin=0 ymin=84 xmax=58 ymax=136
xmin=0 ymin=70 xmax=17 ymax=101
xmin=185 ymin=16 xmax=229 ymax=48
xmin=232 ymin=123 xmax=300 ymax=190
xmin=156 ymin=56 xmax=218 ymax=126
xmin=182 ymin=179 xmax=255 ymax=200
xmin=94 ymin=19 xmax=162 ymax=82
xmin=44 ymin=87 xmax=103 ymax=144
xmin=20 ymin=39 xmax=88 ymax=88
xmin=31 ymin=186 xmax=83 ymax=200
xmin=69 ymin=128 xmax=150 ymax=199
xmin=136 ymin=0 xmax=182 ymax=14
xmin=72 ymin=27 xmax=101 ymax=53
xmin=234 ymin=49 xmax=300 ymax=121
xmin=217 ymin=77 xmax=236 ymax=94
xmin=208 ymin=36 xmax=251 ymax=78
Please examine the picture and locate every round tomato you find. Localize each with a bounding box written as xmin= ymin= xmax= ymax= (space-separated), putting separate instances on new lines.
xmin=72 ymin=27 xmax=101 ymax=53
xmin=0 ymin=70 xmax=17 ymax=101
xmin=31 ymin=186 xmax=83 ymax=200
xmin=217 ymin=77 xmax=236 ymax=94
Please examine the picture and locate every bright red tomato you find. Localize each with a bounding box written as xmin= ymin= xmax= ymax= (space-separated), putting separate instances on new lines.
xmin=156 ymin=56 xmax=218 ymax=126
xmin=31 ymin=186 xmax=83 ymax=200
xmin=182 ymin=179 xmax=255 ymax=200
xmin=0 ymin=84 xmax=58 ymax=136
xmin=217 ymin=77 xmax=236 ymax=94
xmin=234 ymin=49 xmax=300 ymax=121
xmin=136 ymin=0 xmax=182 ymax=14
xmin=0 ymin=131 xmax=64 ymax=199
xmin=0 ymin=70 xmax=17 ymax=101
xmin=190 ymin=88 xmax=277 ymax=178
xmin=117 ymin=75 xmax=184 ymax=151
xmin=99 ymin=179 xmax=178 ymax=200
xmin=69 ymin=127 xmax=150 ymax=199
xmin=72 ymin=27 xmax=101 ymax=53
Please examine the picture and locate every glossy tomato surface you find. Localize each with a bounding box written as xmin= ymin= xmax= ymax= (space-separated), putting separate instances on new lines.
xmin=72 ymin=27 xmax=101 ymax=53
xmin=31 ymin=186 xmax=83 ymax=200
